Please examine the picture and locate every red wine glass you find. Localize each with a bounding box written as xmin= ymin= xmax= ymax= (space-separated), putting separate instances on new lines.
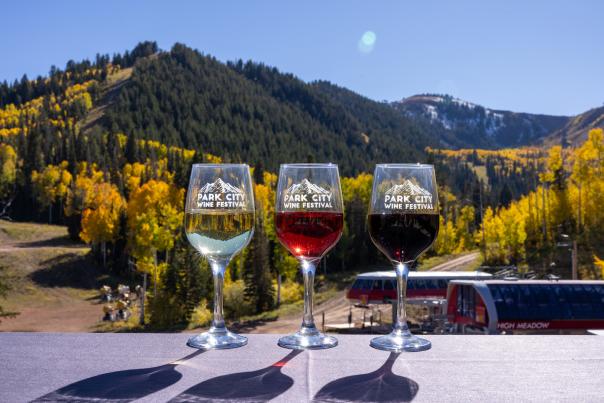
xmin=275 ymin=163 xmax=344 ymax=349
xmin=368 ymin=163 xmax=439 ymax=352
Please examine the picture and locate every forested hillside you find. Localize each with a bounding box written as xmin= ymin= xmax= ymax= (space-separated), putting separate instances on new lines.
xmin=1 ymin=41 xmax=602 ymax=329
xmin=543 ymin=105 xmax=604 ymax=147
xmin=428 ymin=146 xmax=547 ymax=208
xmin=102 ymin=44 xmax=433 ymax=175
xmin=477 ymin=130 xmax=604 ymax=278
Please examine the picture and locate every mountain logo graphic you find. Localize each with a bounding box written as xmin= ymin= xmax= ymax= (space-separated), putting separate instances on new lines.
xmin=196 ymin=178 xmax=246 ymax=209
xmin=385 ymin=180 xmax=431 ymax=197
xmin=199 ymin=178 xmax=244 ymax=195
xmin=286 ymin=179 xmax=330 ymax=195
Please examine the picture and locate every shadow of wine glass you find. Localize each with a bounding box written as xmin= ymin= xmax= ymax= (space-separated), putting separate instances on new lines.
xmin=169 ymin=350 xmax=302 ymax=402
xmin=32 ymin=349 xmax=205 ymax=402
xmin=313 ymin=352 xmax=419 ymax=402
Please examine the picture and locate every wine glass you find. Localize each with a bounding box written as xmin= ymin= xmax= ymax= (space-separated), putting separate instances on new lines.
xmin=368 ymin=164 xmax=439 ymax=352
xmin=184 ymin=164 xmax=255 ymax=349
xmin=275 ymin=163 xmax=344 ymax=349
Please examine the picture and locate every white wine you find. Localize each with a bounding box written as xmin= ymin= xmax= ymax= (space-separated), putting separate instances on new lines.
xmin=185 ymin=210 xmax=254 ymax=261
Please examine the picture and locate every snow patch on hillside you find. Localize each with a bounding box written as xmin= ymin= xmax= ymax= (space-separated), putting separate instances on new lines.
xmin=402 ymin=95 xmax=507 ymax=136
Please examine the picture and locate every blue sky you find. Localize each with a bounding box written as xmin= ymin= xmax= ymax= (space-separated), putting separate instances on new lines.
xmin=2 ymin=1 xmax=602 ymax=115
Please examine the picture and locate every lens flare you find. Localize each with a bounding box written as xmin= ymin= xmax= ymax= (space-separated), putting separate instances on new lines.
xmin=358 ymin=31 xmax=377 ymax=53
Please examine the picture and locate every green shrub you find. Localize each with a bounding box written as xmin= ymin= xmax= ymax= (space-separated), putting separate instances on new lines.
xmin=223 ymin=280 xmax=254 ymax=319
xmin=280 ymin=280 xmax=303 ymax=304
xmin=188 ymin=300 xmax=213 ymax=329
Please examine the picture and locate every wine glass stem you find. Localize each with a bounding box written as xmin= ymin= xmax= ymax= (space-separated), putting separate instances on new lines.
xmin=394 ymin=262 xmax=410 ymax=333
xmin=210 ymin=261 xmax=227 ymax=331
xmin=301 ymin=260 xmax=317 ymax=329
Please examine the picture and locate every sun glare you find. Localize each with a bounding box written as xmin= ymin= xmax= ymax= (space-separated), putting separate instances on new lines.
xmin=358 ymin=30 xmax=377 ymax=53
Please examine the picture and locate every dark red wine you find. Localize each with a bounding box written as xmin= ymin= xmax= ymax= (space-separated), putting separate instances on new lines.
xmin=368 ymin=213 xmax=439 ymax=263
xmin=275 ymin=212 xmax=343 ymax=260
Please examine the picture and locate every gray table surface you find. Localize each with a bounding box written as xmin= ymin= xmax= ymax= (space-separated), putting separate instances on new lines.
xmin=1 ymin=333 xmax=603 ymax=402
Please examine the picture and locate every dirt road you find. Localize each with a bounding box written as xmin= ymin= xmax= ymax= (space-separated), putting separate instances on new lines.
xmin=244 ymin=290 xmax=389 ymax=334
xmin=428 ymin=252 xmax=480 ymax=271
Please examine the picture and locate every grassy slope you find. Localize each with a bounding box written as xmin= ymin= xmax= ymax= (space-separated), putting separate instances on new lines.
xmin=0 ymin=220 xmax=123 ymax=332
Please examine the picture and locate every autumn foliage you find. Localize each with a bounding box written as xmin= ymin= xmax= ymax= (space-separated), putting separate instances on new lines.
xmin=1 ymin=43 xmax=603 ymax=328
xmin=475 ymin=129 xmax=604 ymax=276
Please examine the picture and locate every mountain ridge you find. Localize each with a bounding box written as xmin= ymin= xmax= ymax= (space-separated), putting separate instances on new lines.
xmin=99 ymin=44 xmax=434 ymax=175
xmin=3 ymin=40 xmax=601 ymax=174
xmin=542 ymin=105 xmax=604 ymax=146
xmin=393 ymin=94 xmax=572 ymax=149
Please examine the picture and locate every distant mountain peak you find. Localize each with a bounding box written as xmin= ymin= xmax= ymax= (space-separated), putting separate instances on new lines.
xmin=393 ymin=94 xmax=570 ymax=149
xmin=399 ymin=94 xmax=478 ymax=109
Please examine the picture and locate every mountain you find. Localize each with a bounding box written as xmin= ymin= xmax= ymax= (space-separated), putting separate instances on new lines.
xmin=2 ymin=41 xmax=600 ymax=170
xmin=393 ymin=94 xmax=570 ymax=148
xmin=386 ymin=180 xmax=431 ymax=196
xmin=199 ymin=178 xmax=243 ymax=194
xmin=2 ymin=39 xmax=600 ymax=196
xmin=542 ymin=105 xmax=604 ymax=146
xmin=99 ymin=44 xmax=435 ymax=176
xmin=286 ymin=179 xmax=330 ymax=195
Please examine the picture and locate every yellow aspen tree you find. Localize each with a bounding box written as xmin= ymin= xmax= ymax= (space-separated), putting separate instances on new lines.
xmin=454 ymin=205 xmax=475 ymax=253
xmin=126 ymin=179 xmax=184 ymax=294
xmin=434 ymin=215 xmax=457 ymax=255
xmin=64 ymin=167 xmax=104 ymax=217
xmin=122 ymin=162 xmax=147 ymax=194
xmin=594 ymin=256 xmax=604 ymax=279
xmin=80 ymin=182 xmax=125 ymax=267
xmin=0 ymin=144 xmax=17 ymax=199
xmin=477 ymin=207 xmax=505 ymax=265
xmin=31 ymin=161 xmax=73 ymax=223
xmin=341 ymin=173 xmax=373 ymax=206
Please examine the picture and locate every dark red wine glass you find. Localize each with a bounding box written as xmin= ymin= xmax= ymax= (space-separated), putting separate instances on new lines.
xmin=368 ymin=163 xmax=439 ymax=352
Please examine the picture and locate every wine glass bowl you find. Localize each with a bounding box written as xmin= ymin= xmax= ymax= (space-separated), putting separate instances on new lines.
xmin=184 ymin=164 xmax=255 ymax=350
xmin=275 ymin=211 xmax=343 ymax=261
xmin=275 ymin=164 xmax=344 ymax=350
xmin=368 ymin=163 xmax=439 ymax=352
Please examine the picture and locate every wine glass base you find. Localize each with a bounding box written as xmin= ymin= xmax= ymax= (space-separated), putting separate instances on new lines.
xmin=370 ymin=332 xmax=431 ymax=352
xmin=187 ymin=329 xmax=247 ymax=350
xmin=278 ymin=330 xmax=338 ymax=350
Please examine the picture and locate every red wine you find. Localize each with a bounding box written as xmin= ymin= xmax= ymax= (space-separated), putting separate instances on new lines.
xmin=276 ymin=212 xmax=343 ymax=260
xmin=368 ymin=213 xmax=439 ymax=263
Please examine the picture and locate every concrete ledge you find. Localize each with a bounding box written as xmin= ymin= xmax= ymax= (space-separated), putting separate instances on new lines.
xmin=1 ymin=333 xmax=603 ymax=402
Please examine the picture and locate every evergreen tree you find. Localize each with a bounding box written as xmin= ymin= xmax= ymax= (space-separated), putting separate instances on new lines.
xmin=149 ymin=234 xmax=211 ymax=327
xmin=125 ymin=132 xmax=139 ymax=163
xmin=499 ymin=182 xmax=513 ymax=207
xmin=243 ymin=205 xmax=274 ymax=313
xmin=254 ymin=162 xmax=265 ymax=185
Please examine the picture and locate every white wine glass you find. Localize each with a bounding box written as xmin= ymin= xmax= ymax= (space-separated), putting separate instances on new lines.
xmin=185 ymin=163 xmax=255 ymax=349
xmin=368 ymin=164 xmax=439 ymax=352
